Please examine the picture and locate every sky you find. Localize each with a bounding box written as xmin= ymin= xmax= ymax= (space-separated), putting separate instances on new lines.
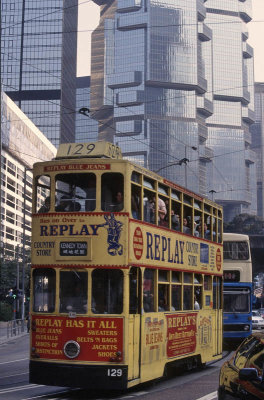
xmin=77 ymin=0 xmax=264 ymax=81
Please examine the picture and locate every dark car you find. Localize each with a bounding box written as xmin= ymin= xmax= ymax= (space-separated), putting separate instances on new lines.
xmin=218 ymin=332 xmax=264 ymax=399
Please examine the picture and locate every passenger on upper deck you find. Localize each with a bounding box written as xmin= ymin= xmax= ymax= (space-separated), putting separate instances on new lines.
xmin=113 ymin=191 xmax=123 ymax=211
xmin=38 ymin=196 xmax=50 ymax=213
xmin=56 ymin=195 xmax=81 ymax=212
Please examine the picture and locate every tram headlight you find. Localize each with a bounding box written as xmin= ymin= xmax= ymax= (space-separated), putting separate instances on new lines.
xmin=63 ymin=340 xmax=80 ymax=359
xmin=244 ymin=325 xmax=250 ymax=331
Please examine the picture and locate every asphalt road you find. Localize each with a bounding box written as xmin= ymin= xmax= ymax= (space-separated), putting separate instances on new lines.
xmin=0 ymin=334 xmax=229 ymax=400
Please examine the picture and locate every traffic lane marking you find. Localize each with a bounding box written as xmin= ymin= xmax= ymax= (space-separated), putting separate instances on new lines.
xmin=196 ymin=391 xmax=217 ymax=400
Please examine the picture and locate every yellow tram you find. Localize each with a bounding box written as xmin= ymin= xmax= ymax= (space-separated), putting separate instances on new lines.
xmin=29 ymin=142 xmax=223 ymax=389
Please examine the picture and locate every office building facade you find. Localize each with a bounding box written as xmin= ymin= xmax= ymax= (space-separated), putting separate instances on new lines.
xmin=91 ymin=0 xmax=255 ymax=221
xmin=205 ymin=0 xmax=256 ymax=221
xmin=1 ymin=0 xmax=78 ymax=147
xmin=75 ymin=76 xmax=98 ymax=143
xmin=250 ymin=83 xmax=264 ymax=218
xmin=1 ymin=93 xmax=56 ymax=260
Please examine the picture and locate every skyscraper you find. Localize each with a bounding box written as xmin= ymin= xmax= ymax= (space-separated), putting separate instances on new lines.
xmin=1 ymin=0 xmax=78 ymax=147
xmin=75 ymin=76 xmax=98 ymax=143
xmin=250 ymin=83 xmax=264 ymax=218
xmin=205 ymin=0 xmax=256 ymax=221
xmin=91 ymin=0 xmax=255 ymax=221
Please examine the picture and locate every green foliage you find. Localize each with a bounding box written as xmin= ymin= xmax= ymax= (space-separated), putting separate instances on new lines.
xmin=0 ymin=258 xmax=31 ymax=301
xmin=0 ymin=301 xmax=13 ymax=321
xmin=224 ymin=213 xmax=264 ymax=234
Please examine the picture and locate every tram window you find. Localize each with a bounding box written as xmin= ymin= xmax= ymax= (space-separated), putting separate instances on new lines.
xmin=158 ymin=184 xmax=168 ymax=196
xmin=59 ymin=271 xmax=87 ymax=314
xmin=172 ymin=271 xmax=181 ymax=283
xmin=204 ymin=275 xmax=212 ymax=290
xmin=159 ymin=270 xmax=168 ymax=282
xmin=131 ymin=184 xmax=141 ymax=220
xmin=171 ymin=190 xmax=180 ymax=201
xmin=143 ymin=269 xmax=155 ymax=312
xmin=131 ymin=171 xmax=140 ymax=183
xmin=194 ymin=274 xmax=202 ymax=284
xmin=144 ymin=189 xmax=155 ymax=224
xmin=172 ymin=285 xmax=181 ymax=310
xmin=55 ymin=173 xmax=96 ymax=212
xmin=158 ymin=284 xmax=169 ymax=311
xmin=171 ymin=200 xmax=180 ymax=231
xmin=184 ymin=273 xmax=192 ymax=284
xmin=101 ymin=173 xmax=124 ymax=211
xmin=194 ymin=286 xmax=202 ymax=309
xmin=36 ymin=175 xmax=50 ymax=213
xmin=33 ymin=268 xmax=55 ymax=313
xmin=183 ymin=206 xmax=192 ymax=235
xmin=92 ymin=269 xmax=123 ymax=314
xmin=183 ymin=285 xmax=192 ymax=310
xmin=213 ymin=277 xmax=222 ymax=309
xmin=143 ymin=177 xmax=155 ymax=190
xmin=129 ymin=267 xmax=140 ymax=314
xmin=217 ymin=218 xmax=222 ymax=243
xmin=194 ymin=210 xmax=202 ymax=237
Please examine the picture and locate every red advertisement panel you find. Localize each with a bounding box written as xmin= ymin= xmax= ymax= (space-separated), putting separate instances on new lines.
xmin=166 ymin=313 xmax=197 ymax=357
xmin=31 ymin=315 xmax=123 ymax=361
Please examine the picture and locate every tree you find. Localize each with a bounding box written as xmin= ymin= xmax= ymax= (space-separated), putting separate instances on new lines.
xmin=224 ymin=213 xmax=264 ymax=234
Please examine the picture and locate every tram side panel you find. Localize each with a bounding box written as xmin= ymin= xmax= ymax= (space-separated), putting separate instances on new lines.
xmin=129 ymin=221 xmax=223 ymax=378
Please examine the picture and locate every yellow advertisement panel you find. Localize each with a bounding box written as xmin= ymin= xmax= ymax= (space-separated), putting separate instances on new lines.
xmin=31 ymin=213 xmax=128 ymax=267
xmin=129 ymin=221 xmax=222 ymax=274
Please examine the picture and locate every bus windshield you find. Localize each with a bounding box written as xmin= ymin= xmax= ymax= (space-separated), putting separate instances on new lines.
xmin=223 ymin=288 xmax=250 ymax=313
xmin=223 ymin=241 xmax=249 ymax=260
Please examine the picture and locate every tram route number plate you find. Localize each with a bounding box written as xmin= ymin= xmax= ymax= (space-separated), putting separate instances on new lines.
xmin=59 ymin=241 xmax=87 ymax=256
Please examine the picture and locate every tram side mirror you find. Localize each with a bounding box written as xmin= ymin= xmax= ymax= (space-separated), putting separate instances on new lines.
xmin=239 ymin=368 xmax=261 ymax=382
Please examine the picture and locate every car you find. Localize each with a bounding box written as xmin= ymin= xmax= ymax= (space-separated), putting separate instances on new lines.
xmin=258 ymin=308 xmax=264 ymax=318
xmin=252 ymin=310 xmax=264 ymax=330
xmin=218 ymin=332 xmax=264 ymax=399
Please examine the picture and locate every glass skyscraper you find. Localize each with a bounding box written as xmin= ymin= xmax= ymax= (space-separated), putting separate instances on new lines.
xmin=91 ymin=0 xmax=255 ymax=221
xmin=75 ymin=76 xmax=98 ymax=143
xmin=205 ymin=0 xmax=256 ymax=220
xmin=250 ymin=83 xmax=264 ymax=218
xmin=1 ymin=0 xmax=78 ymax=147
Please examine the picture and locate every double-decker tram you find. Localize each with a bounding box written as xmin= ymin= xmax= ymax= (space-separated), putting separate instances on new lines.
xmin=29 ymin=142 xmax=223 ymax=389
xmin=223 ymin=233 xmax=252 ymax=343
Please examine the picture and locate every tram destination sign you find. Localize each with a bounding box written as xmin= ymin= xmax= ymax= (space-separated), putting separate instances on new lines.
xmin=59 ymin=241 xmax=87 ymax=256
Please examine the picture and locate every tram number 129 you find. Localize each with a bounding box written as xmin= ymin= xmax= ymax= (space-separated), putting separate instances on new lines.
xmin=107 ymin=368 xmax=123 ymax=377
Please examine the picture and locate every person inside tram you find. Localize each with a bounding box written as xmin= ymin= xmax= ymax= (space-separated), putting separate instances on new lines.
xmin=56 ymin=195 xmax=81 ymax=212
xmin=113 ymin=191 xmax=123 ymax=211
xmin=62 ymin=283 xmax=87 ymax=313
xmin=38 ymin=196 xmax=50 ymax=213
xmin=183 ymin=217 xmax=191 ymax=234
xmin=194 ymin=295 xmax=200 ymax=310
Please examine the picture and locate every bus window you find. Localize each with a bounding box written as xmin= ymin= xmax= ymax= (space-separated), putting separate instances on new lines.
xmin=101 ymin=173 xmax=124 ymax=211
xmin=59 ymin=271 xmax=88 ymax=314
xmin=36 ymin=175 xmax=50 ymax=213
xmin=143 ymin=269 xmax=155 ymax=312
xmin=55 ymin=173 xmax=96 ymax=212
xmin=92 ymin=269 xmax=123 ymax=314
xmin=129 ymin=267 xmax=140 ymax=314
xmin=33 ymin=268 xmax=55 ymax=313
